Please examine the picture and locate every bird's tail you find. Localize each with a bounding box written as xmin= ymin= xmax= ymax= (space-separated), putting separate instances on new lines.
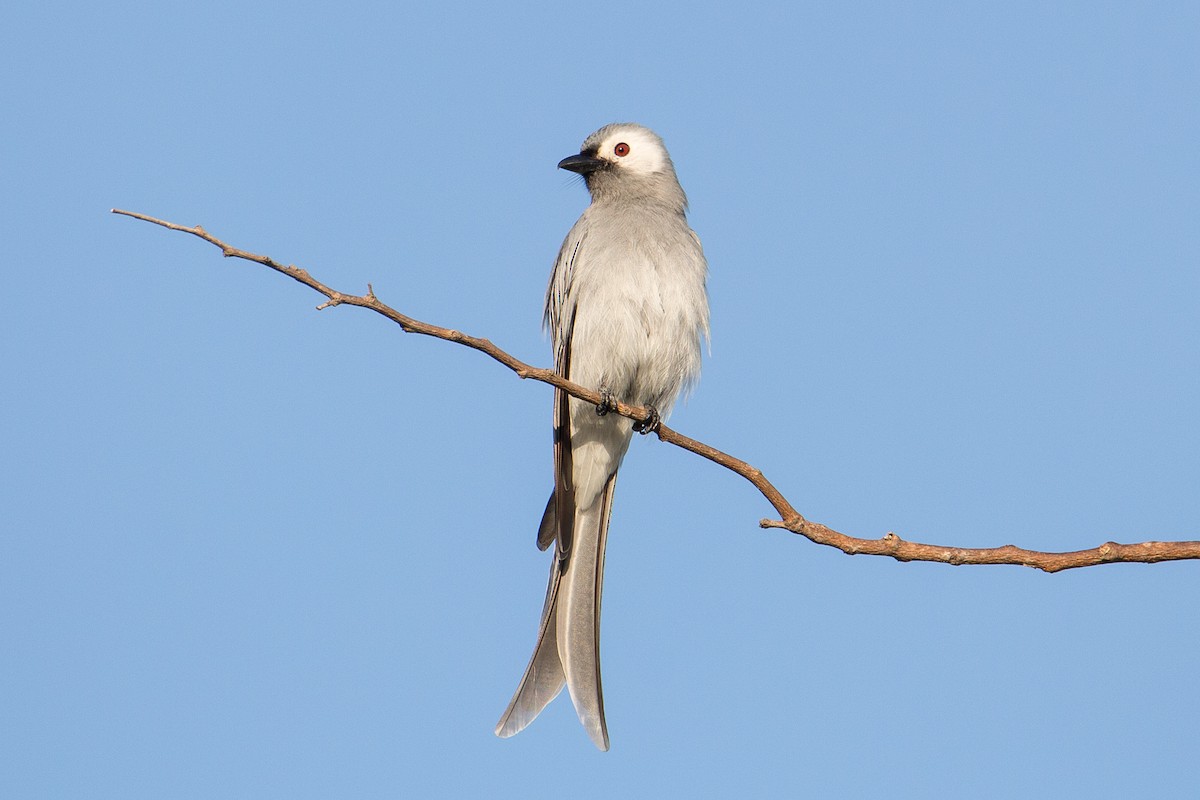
xmin=495 ymin=475 xmax=617 ymax=751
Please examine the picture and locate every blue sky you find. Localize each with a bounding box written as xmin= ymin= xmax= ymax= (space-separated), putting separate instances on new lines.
xmin=4 ymin=2 xmax=1198 ymax=797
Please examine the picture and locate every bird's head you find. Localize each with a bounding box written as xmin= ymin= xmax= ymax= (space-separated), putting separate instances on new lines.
xmin=559 ymin=123 xmax=685 ymax=207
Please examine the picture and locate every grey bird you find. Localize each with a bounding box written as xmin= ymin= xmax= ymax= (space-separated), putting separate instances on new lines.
xmin=495 ymin=123 xmax=710 ymax=750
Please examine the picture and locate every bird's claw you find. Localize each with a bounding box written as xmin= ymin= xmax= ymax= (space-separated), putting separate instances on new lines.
xmin=632 ymin=405 xmax=661 ymax=435
xmin=595 ymin=388 xmax=616 ymax=417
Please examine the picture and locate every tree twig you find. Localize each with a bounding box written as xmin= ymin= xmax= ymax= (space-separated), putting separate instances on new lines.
xmin=112 ymin=208 xmax=1200 ymax=573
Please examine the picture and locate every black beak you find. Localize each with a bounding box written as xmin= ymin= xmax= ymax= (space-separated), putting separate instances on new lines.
xmin=558 ymin=153 xmax=606 ymax=175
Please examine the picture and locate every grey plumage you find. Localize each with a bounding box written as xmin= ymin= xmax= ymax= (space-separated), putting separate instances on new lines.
xmin=495 ymin=123 xmax=709 ymax=751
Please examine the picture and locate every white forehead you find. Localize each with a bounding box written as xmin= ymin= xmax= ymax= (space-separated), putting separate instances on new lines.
xmin=582 ymin=123 xmax=671 ymax=174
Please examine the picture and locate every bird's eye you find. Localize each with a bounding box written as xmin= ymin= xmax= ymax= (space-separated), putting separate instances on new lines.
xmin=614 ymin=142 xmax=630 ymax=157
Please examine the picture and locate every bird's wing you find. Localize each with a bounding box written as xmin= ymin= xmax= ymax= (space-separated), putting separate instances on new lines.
xmin=538 ymin=307 xmax=576 ymax=554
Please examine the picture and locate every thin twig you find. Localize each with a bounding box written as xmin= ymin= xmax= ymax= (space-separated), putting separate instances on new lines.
xmin=112 ymin=208 xmax=1200 ymax=573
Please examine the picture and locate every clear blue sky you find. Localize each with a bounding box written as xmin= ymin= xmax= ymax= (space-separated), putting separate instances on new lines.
xmin=4 ymin=2 xmax=1198 ymax=797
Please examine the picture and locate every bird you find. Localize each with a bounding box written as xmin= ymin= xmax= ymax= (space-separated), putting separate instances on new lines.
xmin=494 ymin=123 xmax=710 ymax=750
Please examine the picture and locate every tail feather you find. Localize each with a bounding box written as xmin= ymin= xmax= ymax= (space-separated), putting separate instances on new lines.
xmin=557 ymin=474 xmax=616 ymax=751
xmin=494 ymin=555 xmax=567 ymax=738
xmin=496 ymin=474 xmax=617 ymax=750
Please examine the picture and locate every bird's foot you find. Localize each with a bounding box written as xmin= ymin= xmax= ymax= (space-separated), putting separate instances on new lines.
xmin=595 ymin=387 xmax=616 ymax=417
xmin=632 ymin=405 xmax=661 ymax=435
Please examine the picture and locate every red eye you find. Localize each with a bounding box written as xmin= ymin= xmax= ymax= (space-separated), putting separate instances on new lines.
xmin=614 ymin=142 xmax=630 ymax=157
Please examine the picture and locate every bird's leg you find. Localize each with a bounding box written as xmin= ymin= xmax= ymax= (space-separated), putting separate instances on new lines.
xmin=632 ymin=405 xmax=661 ymax=435
xmin=595 ymin=386 xmax=616 ymax=417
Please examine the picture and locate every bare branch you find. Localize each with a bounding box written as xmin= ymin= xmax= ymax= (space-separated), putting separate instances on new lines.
xmin=112 ymin=208 xmax=1200 ymax=573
